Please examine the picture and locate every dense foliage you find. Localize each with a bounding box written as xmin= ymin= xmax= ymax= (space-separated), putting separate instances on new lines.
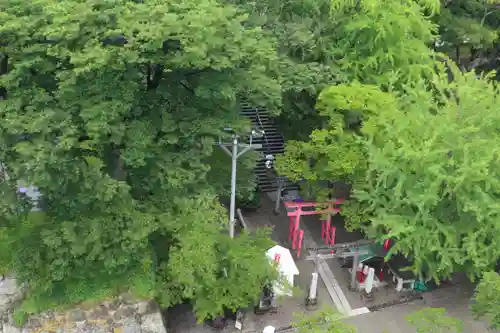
xmin=276 ymin=0 xmax=500 ymax=282
xmin=271 ymin=0 xmax=439 ymax=140
xmin=354 ymin=67 xmax=500 ymax=279
xmin=279 ymin=62 xmax=500 ymax=280
xmin=436 ymin=0 xmax=500 ymax=71
xmin=472 ymin=271 xmax=500 ymax=329
xmin=276 ymin=0 xmax=439 ymax=191
xmin=0 ymin=0 xmax=279 ymax=320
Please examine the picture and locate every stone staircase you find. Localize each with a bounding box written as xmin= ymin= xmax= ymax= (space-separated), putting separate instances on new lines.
xmin=240 ymin=102 xmax=299 ymax=193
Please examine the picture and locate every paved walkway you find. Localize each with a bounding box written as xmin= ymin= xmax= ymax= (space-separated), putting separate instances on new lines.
xmin=346 ymin=287 xmax=495 ymax=333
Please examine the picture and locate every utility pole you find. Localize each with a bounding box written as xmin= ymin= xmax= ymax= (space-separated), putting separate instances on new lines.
xmin=219 ymin=129 xmax=263 ymax=238
xmin=229 ymin=136 xmax=238 ymax=239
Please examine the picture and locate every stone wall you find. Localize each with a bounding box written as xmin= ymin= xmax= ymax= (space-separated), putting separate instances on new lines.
xmin=0 ymin=277 xmax=167 ymax=333
xmin=0 ymin=277 xmax=24 ymax=317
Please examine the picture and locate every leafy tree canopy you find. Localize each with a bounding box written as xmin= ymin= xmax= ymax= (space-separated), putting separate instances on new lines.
xmin=436 ymin=0 xmax=499 ymax=71
xmin=276 ymin=0 xmax=440 ymax=190
xmin=279 ymin=55 xmax=500 ymax=279
xmin=0 ymin=0 xmax=280 ymax=320
xmin=275 ymin=82 xmax=394 ymax=203
xmin=353 ymin=66 xmax=500 ymax=279
xmin=261 ymin=0 xmax=440 ymax=140
xmin=471 ymin=271 xmax=500 ymax=329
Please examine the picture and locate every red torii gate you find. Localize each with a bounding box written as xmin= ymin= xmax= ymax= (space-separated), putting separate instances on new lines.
xmin=284 ymin=199 xmax=344 ymax=257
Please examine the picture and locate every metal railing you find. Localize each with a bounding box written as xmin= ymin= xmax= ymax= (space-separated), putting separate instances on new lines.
xmin=240 ymin=104 xmax=299 ymax=193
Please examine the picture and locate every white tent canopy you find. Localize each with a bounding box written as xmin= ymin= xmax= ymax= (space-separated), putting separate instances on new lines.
xmin=263 ymin=326 xmax=276 ymax=333
xmin=266 ymin=245 xmax=299 ymax=296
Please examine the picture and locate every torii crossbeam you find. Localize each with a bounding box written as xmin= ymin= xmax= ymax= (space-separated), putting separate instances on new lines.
xmin=284 ymin=199 xmax=344 ymax=257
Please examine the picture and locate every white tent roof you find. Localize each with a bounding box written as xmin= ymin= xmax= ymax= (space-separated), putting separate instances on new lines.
xmin=263 ymin=326 xmax=276 ymax=333
xmin=266 ymin=245 xmax=299 ymax=276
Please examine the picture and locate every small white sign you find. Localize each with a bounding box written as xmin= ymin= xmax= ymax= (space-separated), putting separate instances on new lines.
xmin=365 ymin=267 xmax=375 ymax=293
xmin=309 ymin=272 xmax=318 ymax=299
xmin=235 ymin=321 xmax=242 ymax=330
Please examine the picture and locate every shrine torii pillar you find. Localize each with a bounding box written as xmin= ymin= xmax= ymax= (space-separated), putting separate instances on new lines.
xmin=284 ymin=199 xmax=343 ymax=257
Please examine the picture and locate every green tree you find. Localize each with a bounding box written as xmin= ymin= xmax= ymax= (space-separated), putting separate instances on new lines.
xmin=157 ymin=227 xmax=277 ymax=321
xmin=228 ymin=0 xmax=348 ymax=141
xmin=281 ymin=58 xmax=500 ymax=279
xmin=275 ymin=82 xmax=393 ymax=204
xmin=327 ymin=0 xmax=439 ymax=86
xmin=436 ymin=0 xmax=499 ymax=71
xmin=274 ymin=0 xmax=438 ymax=140
xmin=406 ymin=308 xmax=463 ymax=333
xmin=275 ymin=0 xmax=439 ymax=203
xmin=0 ymin=0 xmax=279 ymax=320
xmin=353 ymin=64 xmax=500 ymax=279
xmin=471 ymin=271 xmax=500 ymax=329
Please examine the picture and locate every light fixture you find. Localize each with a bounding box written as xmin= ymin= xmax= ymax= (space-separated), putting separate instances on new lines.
xmin=265 ymin=154 xmax=274 ymax=169
xmin=251 ymin=128 xmax=265 ymax=138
